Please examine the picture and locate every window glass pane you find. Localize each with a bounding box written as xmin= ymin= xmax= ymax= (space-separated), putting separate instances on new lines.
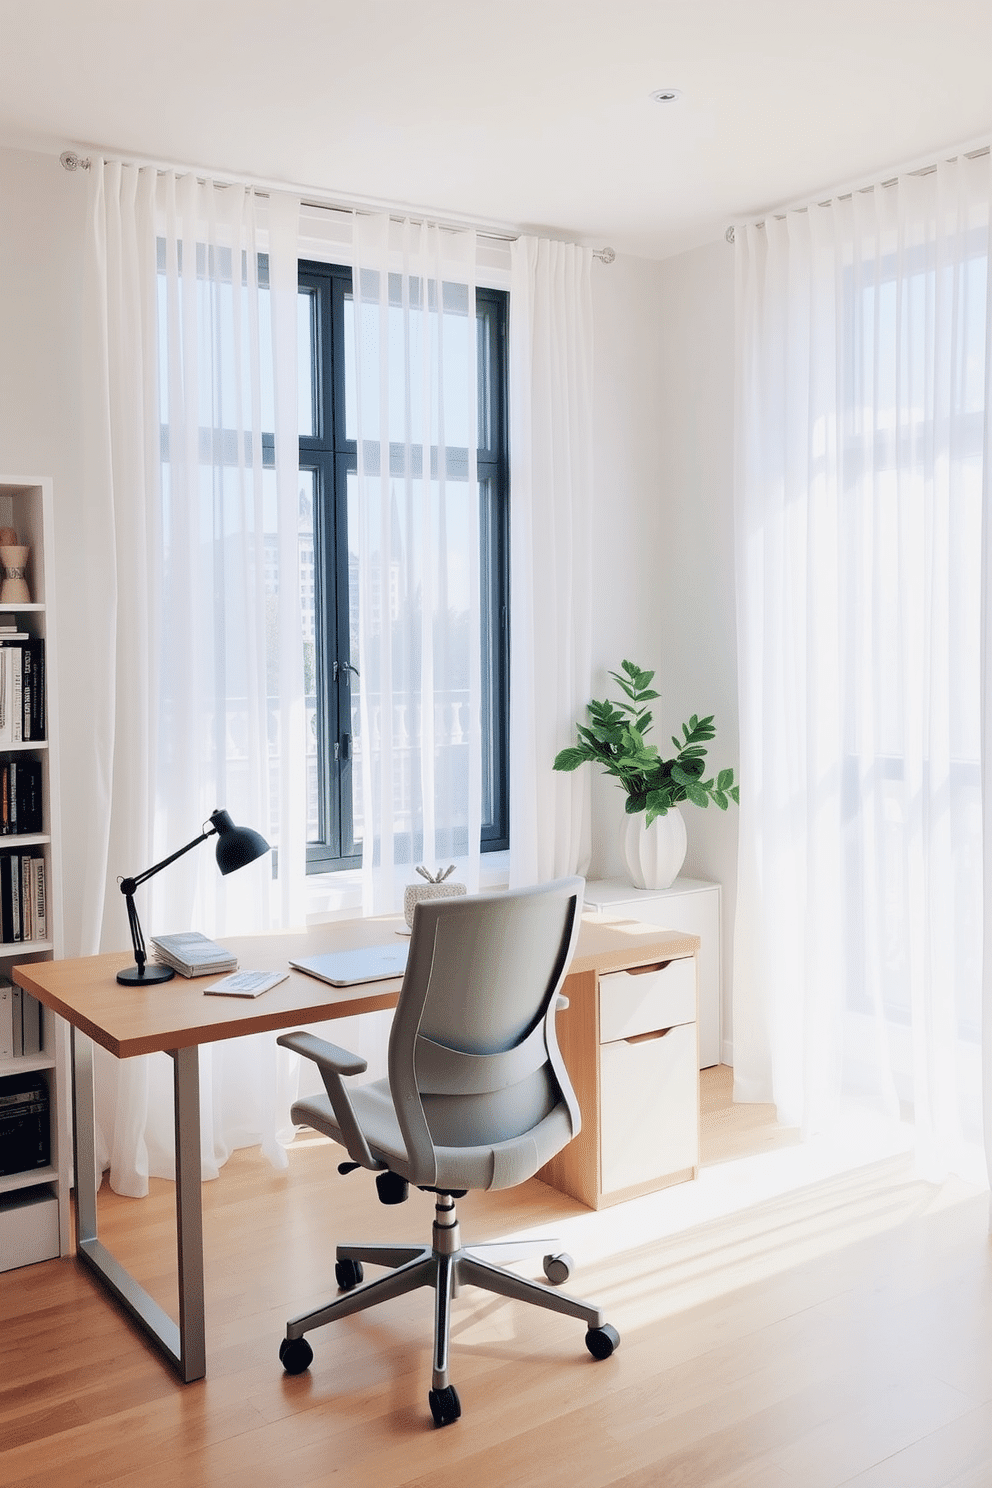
xmin=346 ymin=470 xmax=475 ymax=857
xmin=343 ymin=280 xmax=474 ymax=449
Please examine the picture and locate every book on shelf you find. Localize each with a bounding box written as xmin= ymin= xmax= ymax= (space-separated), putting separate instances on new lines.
xmin=150 ymin=931 xmax=238 ymax=978
xmin=0 ymin=640 xmax=44 ymax=744
xmin=0 ymin=852 xmax=46 ymax=944
xmin=2 ymin=986 xmax=42 ymax=1059
xmin=0 ymin=758 xmax=44 ymax=835
xmin=0 ymin=983 xmax=12 ymax=1060
xmin=11 ymin=988 xmax=41 ymax=1056
xmin=0 ymin=1068 xmax=50 ymax=1176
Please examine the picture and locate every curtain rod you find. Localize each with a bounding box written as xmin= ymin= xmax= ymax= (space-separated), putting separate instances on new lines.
xmin=59 ymin=150 xmax=616 ymax=264
xmin=725 ymin=141 xmax=992 ymax=244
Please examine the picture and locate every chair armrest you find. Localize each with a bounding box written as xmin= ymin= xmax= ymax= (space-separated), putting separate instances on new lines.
xmin=277 ymin=1029 xmax=379 ymax=1170
xmin=277 ymin=1029 xmax=368 ymax=1077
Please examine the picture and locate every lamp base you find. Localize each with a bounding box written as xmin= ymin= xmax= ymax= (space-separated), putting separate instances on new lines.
xmin=117 ymin=962 xmax=175 ymax=986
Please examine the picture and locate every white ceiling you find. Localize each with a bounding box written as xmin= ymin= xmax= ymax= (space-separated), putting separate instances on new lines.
xmin=2 ymin=0 xmax=992 ymax=260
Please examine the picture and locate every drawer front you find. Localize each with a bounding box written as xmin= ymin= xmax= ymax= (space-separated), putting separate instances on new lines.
xmin=599 ymin=956 xmax=696 ymax=1043
xmin=0 ymin=1188 xmax=60 ymax=1272
xmin=599 ymin=1022 xmax=698 ymax=1192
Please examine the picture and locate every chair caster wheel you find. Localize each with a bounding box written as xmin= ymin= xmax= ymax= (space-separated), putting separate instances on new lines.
xmin=335 ymin=1258 xmax=365 ymax=1290
xmin=585 ymin=1324 xmax=620 ymax=1360
xmin=279 ymin=1336 xmax=314 ymax=1375
xmin=428 ymin=1384 xmax=462 ymax=1427
xmin=543 ymin=1252 xmax=573 ymax=1285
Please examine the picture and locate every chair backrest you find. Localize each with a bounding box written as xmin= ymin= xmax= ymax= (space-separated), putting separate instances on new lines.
xmin=387 ymin=877 xmax=585 ymax=1186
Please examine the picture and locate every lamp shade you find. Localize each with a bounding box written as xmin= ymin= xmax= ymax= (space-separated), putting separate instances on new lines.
xmin=209 ymin=809 xmax=270 ymax=875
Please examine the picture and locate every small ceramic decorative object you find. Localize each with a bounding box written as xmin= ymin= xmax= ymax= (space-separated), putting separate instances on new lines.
xmin=404 ymin=864 xmax=467 ymax=927
xmin=0 ymin=544 xmax=30 ymax=604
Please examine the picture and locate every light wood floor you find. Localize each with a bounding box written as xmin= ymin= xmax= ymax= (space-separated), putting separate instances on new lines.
xmin=2 ymin=1067 xmax=991 ymax=1487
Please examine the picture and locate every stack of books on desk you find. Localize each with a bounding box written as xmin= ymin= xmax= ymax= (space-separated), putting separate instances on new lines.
xmin=150 ymin=932 xmax=237 ymax=978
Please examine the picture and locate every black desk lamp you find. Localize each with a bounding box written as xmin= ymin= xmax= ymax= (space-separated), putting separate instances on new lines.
xmin=116 ymin=808 xmax=270 ymax=986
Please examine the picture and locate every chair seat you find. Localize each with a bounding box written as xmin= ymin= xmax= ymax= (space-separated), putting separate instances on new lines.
xmin=291 ymin=1081 xmax=575 ymax=1192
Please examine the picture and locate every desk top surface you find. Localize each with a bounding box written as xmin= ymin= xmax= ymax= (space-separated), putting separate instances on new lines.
xmin=13 ymin=913 xmax=698 ymax=1059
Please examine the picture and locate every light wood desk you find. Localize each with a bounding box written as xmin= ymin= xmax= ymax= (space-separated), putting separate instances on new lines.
xmin=14 ymin=913 xmax=697 ymax=1381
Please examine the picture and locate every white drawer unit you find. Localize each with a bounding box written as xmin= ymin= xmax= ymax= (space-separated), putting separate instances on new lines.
xmin=584 ymin=877 xmax=722 ymax=1068
xmin=539 ymin=927 xmax=700 ymax=1210
xmin=600 ymin=1023 xmax=698 ymax=1192
xmin=0 ymin=1184 xmax=60 ymax=1272
xmin=598 ymin=958 xmax=696 ymax=1043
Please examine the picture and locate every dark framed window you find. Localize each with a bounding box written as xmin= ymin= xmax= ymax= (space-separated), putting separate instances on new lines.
xmin=298 ymin=259 xmax=509 ymax=872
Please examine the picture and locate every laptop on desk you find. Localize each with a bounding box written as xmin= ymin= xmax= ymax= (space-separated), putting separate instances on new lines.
xmin=289 ymin=944 xmax=409 ymax=987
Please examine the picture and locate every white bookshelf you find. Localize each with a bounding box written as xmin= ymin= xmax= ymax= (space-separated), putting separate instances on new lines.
xmin=0 ymin=476 xmax=68 ymax=1271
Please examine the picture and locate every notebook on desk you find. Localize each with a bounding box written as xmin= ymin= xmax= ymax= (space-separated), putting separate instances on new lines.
xmin=289 ymin=944 xmax=409 ymax=987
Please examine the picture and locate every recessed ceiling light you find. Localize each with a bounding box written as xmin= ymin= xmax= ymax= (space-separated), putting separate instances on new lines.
xmin=650 ymin=88 xmax=682 ymax=103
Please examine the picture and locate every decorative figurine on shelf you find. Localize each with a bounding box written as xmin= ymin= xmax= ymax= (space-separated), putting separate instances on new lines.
xmin=0 ymin=528 xmax=30 ymax=604
xmin=403 ymin=863 xmax=467 ymax=927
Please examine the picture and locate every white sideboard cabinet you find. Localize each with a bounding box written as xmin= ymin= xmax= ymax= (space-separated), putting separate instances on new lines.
xmin=583 ymin=877 xmax=722 ymax=1068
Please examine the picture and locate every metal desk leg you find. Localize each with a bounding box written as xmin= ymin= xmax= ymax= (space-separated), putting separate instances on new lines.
xmin=71 ymin=1029 xmax=207 ymax=1382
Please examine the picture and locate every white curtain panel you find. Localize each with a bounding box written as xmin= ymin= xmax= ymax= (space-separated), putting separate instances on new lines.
xmin=734 ymin=153 xmax=992 ymax=1185
xmin=349 ymin=215 xmax=484 ymax=913
xmin=508 ymin=237 xmax=594 ymax=885
xmin=80 ymin=161 xmax=306 ymax=1193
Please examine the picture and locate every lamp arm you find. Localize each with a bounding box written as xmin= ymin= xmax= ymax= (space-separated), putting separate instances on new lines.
xmin=121 ymin=826 xmax=215 ymax=896
xmin=117 ymin=824 xmax=216 ymax=978
xmin=122 ymin=885 xmax=149 ymax=977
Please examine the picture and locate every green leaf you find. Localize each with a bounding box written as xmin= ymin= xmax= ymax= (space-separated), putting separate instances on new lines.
xmin=553 ymin=748 xmax=591 ymax=772
xmin=730 ymin=785 xmax=740 ymax=804
xmin=713 ymin=790 xmax=729 ymax=810
xmin=624 ymin=793 xmax=647 ymax=814
xmin=685 ymin=781 xmax=709 ymax=808
xmin=717 ymin=768 xmax=734 ymax=791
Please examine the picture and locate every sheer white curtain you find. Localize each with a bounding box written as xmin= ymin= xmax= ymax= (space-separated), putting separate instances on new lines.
xmin=349 ymin=215 xmax=484 ymax=912
xmin=734 ymin=152 xmax=992 ymax=1184
xmin=80 ymin=161 xmax=306 ymax=1193
xmin=508 ymin=236 xmax=594 ymax=884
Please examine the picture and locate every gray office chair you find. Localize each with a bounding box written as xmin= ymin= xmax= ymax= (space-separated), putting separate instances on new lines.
xmin=276 ymin=876 xmax=620 ymax=1427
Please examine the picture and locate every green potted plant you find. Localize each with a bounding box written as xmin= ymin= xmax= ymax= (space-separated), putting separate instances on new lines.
xmin=553 ymin=660 xmax=739 ymax=888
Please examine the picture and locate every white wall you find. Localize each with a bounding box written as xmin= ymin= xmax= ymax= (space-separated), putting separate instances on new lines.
xmin=589 ymin=238 xmax=738 ymax=1058
xmin=0 ymin=146 xmax=92 ymax=957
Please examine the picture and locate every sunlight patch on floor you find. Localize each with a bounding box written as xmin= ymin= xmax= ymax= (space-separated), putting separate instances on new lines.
xmin=484 ymin=1112 xmax=985 ymax=1333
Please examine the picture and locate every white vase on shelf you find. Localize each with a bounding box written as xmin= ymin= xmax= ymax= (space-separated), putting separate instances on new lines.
xmin=621 ymin=806 xmax=688 ymax=890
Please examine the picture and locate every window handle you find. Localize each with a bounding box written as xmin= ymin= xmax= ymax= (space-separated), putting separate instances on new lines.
xmin=333 ymin=661 xmax=360 ymax=681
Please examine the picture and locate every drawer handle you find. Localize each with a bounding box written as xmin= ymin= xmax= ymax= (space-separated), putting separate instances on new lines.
xmin=623 ymin=960 xmax=674 ymax=977
xmin=625 ymin=1026 xmax=674 ymax=1045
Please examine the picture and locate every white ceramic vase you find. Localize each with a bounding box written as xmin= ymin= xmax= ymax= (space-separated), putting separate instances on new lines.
xmin=621 ymin=806 xmax=688 ymax=890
